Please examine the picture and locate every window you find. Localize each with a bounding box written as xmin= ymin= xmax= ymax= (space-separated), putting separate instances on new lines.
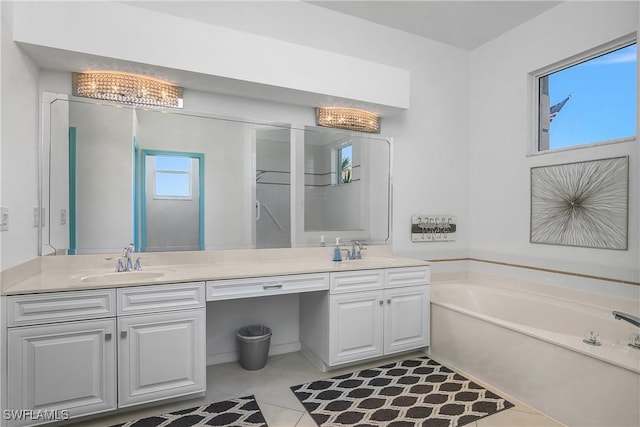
xmin=337 ymin=144 xmax=352 ymax=184
xmin=153 ymin=155 xmax=192 ymax=199
xmin=536 ymin=40 xmax=636 ymax=152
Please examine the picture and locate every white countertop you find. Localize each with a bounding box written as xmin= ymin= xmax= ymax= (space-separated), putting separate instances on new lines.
xmin=1 ymin=246 xmax=430 ymax=295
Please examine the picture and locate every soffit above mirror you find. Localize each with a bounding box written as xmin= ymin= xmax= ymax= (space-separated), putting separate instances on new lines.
xmin=12 ymin=1 xmax=409 ymax=116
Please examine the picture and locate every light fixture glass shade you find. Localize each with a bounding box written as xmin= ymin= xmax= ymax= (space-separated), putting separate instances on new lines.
xmin=72 ymin=71 xmax=183 ymax=108
xmin=316 ymin=107 xmax=380 ymax=133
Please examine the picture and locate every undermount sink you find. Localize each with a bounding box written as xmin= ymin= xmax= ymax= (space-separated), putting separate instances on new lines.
xmin=79 ymin=269 xmax=170 ymax=285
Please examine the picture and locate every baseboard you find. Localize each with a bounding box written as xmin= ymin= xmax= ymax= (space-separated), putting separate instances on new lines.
xmin=206 ymin=342 xmax=301 ymax=365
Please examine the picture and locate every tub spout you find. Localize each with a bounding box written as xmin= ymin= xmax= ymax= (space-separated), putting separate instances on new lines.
xmin=612 ymin=311 xmax=640 ymax=328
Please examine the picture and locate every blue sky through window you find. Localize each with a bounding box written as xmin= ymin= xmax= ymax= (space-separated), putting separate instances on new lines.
xmin=547 ymin=43 xmax=637 ymax=149
xmin=154 ymin=155 xmax=192 ymax=198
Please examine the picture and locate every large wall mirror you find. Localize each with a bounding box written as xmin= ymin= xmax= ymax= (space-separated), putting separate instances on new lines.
xmin=41 ymin=95 xmax=392 ymax=255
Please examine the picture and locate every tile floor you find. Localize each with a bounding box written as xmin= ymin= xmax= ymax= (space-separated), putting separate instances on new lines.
xmin=73 ymin=351 xmax=565 ymax=427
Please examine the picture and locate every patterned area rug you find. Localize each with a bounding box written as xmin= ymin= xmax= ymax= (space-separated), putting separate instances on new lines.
xmin=111 ymin=395 xmax=267 ymax=427
xmin=291 ymin=357 xmax=514 ymax=427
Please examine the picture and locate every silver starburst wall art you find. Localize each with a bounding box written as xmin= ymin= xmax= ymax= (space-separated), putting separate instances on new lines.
xmin=530 ymin=156 xmax=628 ymax=250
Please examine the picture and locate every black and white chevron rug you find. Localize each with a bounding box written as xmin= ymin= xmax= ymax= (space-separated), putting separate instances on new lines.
xmin=111 ymin=395 xmax=267 ymax=427
xmin=291 ymin=357 xmax=514 ymax=427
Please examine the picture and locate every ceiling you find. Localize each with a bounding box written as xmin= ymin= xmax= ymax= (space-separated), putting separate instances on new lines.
xmin=308 ymin=1 xmax=562 ymax=50
xmin=121 ymin=1 xmax=562 ymax=51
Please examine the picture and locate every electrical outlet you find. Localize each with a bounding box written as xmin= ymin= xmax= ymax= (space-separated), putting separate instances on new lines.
xmin=60 ymin=209 xmax=67 ymax=225
xmin=1 ymin=207 xmax=8 ymax=231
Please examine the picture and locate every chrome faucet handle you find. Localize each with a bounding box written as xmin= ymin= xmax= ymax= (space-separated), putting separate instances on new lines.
xmin=357 ymin=243 xmax=367 ymax=259
xmin=125 ymin=257 xmax=133 ymax=271
xmin=116 ymin=259 xmax=125 ymax=272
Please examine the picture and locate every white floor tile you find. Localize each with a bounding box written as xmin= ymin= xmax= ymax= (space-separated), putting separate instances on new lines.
xmin=258 ymin=402 xmax=305 ymax=427
xmin=68 ymin=351 xmax=563 ymax=427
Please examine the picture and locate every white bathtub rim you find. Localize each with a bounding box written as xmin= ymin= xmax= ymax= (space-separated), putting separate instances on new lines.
xmin=431 ymin=283 xmax=640 ymax=374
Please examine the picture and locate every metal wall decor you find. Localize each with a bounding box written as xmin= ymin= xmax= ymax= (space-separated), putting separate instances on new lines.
xmin=530 ymin=156 xmax=629 ymax=250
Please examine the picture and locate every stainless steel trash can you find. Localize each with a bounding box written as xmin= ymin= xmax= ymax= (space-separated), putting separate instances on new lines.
xmin=236 ymin=324 xmax=272 ymax=370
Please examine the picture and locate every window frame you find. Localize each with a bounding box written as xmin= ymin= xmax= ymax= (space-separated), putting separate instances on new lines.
xmin=530 ymin=34 xmax=637 ymax=155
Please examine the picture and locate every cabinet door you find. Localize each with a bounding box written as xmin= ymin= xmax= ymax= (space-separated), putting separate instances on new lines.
xmin=329 ymin=291 xmax=383 ymax=365
xmin=383 ymin=286 xmax=430 ymax=355
xmin=7 ymin=319 xmax=116 ymax=425
xmin=118 ymin=309 xmax=206 ymax=407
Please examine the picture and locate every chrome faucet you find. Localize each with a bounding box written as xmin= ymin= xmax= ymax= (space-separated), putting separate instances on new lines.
xmin=351 ymin=240 xmax=367 ymax=259
xmin=613 ymin=311 xmax=640 ymax=328
xmin=613 ymin=311 xmax=640 ymax=350
xmin=116 ymin=243 xmax=141 ymax=272
xmin=341 ymin=241 xmax=367 ymax=260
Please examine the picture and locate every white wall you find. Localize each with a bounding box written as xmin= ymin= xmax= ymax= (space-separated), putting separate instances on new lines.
xmin=469 ymin=1 xmax=639 ymax=282
xmin=0 ymin=2 xmax=40 ymax=271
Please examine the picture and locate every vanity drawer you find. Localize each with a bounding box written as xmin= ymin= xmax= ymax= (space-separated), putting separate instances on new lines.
xmin=330 ymin=270 xmax=384 ymax=294
xmin=117 ymin=282 xmax=205 ymax=316
xmin=7 ymin=289 xmax=116 ymax=327
xmin=385 ymin=267 xmax=430 ymax=288
xmin=206 ymin=273 xmax=329 ymax=301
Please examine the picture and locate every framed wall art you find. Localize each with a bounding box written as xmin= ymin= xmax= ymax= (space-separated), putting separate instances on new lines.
xmin=530 ymin=156 xmax=629 ymax=250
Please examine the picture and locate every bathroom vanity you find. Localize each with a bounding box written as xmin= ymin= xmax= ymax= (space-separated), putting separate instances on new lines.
xmin=0 ymin=247 xmax=429 ymax=426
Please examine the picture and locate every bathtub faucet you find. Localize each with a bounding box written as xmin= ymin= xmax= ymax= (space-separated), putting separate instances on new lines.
xmin=612 ymin=311 xmax=640 ymax=328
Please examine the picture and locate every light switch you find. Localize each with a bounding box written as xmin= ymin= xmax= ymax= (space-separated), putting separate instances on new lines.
xmin=1 ymin=207 xmax=8 ymax=231
xmin=60 ymin=209 xmax=67 ymax=225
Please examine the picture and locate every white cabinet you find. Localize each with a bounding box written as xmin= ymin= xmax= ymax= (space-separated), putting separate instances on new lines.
xmin=301 ymin=266 xmax=430 ymax=371
xmin=116 ymin=283 xmax=206 ymax=408
xmin=5 ymin=283 xmax=206 ymax=425
xmin=6 ymin=291 xmax=117 ymax=426
xmin=329 ymin=291 xmax=384 ymax=364
xmin=383 ymin=285 xmax=430 ymax=354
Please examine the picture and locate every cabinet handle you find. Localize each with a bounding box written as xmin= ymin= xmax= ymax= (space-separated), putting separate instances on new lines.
xmin=105 ymin=333 xmax=112 ymax=341
xmin=263 ymin=284 xmax=283 ymax=290
xmin=387 ymin=299 xmax=391 ymax=304
xmin=379 ymin=300 xmax=383 ymax=305
xmin=120 ymin=331 xmax=127 ymax=339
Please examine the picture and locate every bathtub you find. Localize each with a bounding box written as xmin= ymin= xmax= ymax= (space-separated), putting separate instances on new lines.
xmin=430 ymin=281 xmax=640 ymax=427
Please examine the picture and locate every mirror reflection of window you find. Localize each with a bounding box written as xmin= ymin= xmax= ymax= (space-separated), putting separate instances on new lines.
xmin=338 ymin=144 xmax=352 ymax=184
xmin=153 ymin=155 xmax=192 ymax=199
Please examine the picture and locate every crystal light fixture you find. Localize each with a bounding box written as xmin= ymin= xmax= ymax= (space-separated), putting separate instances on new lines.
xmin=316 ymin=107 xmax=380 ymax=133
xmin=72 ymin=71 xmax=183 ymax=108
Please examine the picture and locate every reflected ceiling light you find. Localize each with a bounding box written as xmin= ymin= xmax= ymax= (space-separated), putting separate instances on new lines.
xmin=72 ymin=71 xmax=183 ymax=108
xmin=316 ymin=107 xmax=380 ymax=133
